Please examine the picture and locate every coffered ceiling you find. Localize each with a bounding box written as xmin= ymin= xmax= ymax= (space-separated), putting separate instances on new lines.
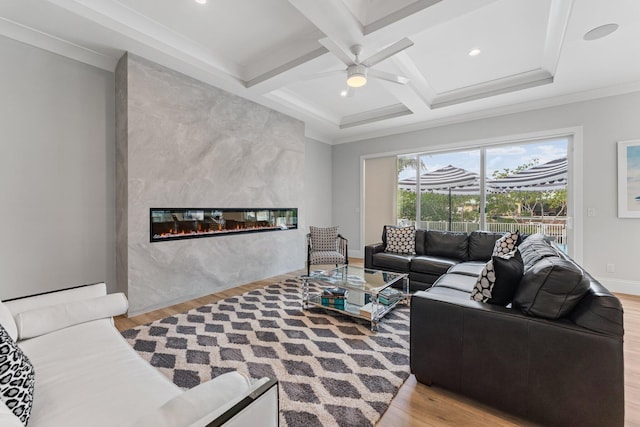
xmin=1 ymin=0 xmax=639 ymax=143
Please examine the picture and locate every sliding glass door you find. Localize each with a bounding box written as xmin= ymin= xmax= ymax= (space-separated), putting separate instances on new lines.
xmin=397 ymin=137 xmax=569 ymax=251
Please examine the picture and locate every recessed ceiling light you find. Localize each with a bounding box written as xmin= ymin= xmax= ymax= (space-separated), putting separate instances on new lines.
xmin=583 ymin=23 xmax=619 ymax=41
xmin=340 ymin=90 xmax=348 ymax=97
xmin=195 ymin=0 xmax=207 ymax=4
xmin=468 ymin=48 xmax=481 ymax=57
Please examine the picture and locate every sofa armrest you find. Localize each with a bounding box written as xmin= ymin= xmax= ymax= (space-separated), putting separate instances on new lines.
xmin=364 ymin=243 xmax=385 ymax=268
xmin=410 ymin=290 xmax=624 ymax=426
xmin=130 ymin=373 xmax=278 ymax=427
xmin=206 ymin=377 xmax=278 ymax=427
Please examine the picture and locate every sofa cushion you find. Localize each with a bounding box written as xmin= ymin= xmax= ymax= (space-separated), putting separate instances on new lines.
xmin=447 ymin=261 xmax=487 ymax=277
xmin=18 ymin=319 xmax=182 ymax=427
xmin=411 ymin=256 xmax=459 ymax=276
xmin=470 ymin=250 xmax=524 ymax=306
xmin=418 ymin=285 xmax=471 ymax=301
xmin=415 ymin=229 xmax=427 ymax=255
xmin=492 ymin=230 xmax=519 ymax=257
xmin=468 ymin=231 xmax=503 ymax=261
xmin=0 ymin=324 xmax=35 ymax=426
xmin=371 ymin=252 xmax=412 ymax=272
xmin=309 ymin=226 xmax=339 ymax=252
xmin=385 ymin=226 xmax=416 ymax=255
xmin=513 ymin=256 xmax=590 ymax=319
xmin=426 ymin=231 xmax=468 ymax=260
xmin=309 ymin=251 xmax=345 ymax=266
xmin=432 ymin=272 xmax=478 ymax=293
xmin=517 ymin=233 xmax=559 ymax=271
xmin=0 ymin=401 xmax=23 ymax=427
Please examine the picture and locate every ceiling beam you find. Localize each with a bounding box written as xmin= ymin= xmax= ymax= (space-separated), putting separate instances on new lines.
xmin=430 ymin=69 xmax=554 ymax=109
xmin=363 ymin=0 xmax=443 ymax=35
xmin=340 ymin=104 xmax=412 ymax=129
xmin=288 ymin=0 xmax=364 ymax=47
xmin=244 ymin=46 xmax=329 ymax=89
xmin=543 ymin=0 xmax=574 ymax=75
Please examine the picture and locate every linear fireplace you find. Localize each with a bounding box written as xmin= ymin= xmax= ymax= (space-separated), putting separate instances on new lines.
xmin=150 ymin=208 xmax=298 ymax=242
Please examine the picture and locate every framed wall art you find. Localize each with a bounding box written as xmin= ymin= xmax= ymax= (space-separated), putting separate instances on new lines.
xmin=618 ymin=139 xmax=640 ymax=218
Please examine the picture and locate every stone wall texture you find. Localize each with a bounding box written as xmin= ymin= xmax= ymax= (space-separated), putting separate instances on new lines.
xmin=116 ymin=54 xmax=305 ymax=315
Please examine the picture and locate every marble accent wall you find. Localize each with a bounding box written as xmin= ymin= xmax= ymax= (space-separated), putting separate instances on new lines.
xmin=116 ymin=54 xmax=305 ymax=315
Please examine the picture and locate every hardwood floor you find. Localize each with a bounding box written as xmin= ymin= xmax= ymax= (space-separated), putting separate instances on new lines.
xmin=114 ymin=261 xmax=639 ymax=426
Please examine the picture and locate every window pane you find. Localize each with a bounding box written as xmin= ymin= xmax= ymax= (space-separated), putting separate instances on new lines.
xmin=486 ymin=139 xmax=568 ymax=252
xmin=397 ymin=155 xmax=418 ymax=226
xmin=417 ymin=150 xmax=480 ymax=232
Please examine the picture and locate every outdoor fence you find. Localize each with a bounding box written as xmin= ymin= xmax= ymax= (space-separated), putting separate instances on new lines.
xmin=412 ymin=220 xmax=567 ymax=246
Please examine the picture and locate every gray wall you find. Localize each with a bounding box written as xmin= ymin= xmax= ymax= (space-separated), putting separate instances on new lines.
xmin=334 ymin=92 xmax=640 ymax=293
xmin=0 ymin=36 xmax=115 ymax=299
xmin=304 ymin=137 xmax=333 ymax=228
xmin=117 ymin=54 xmax=306 ymax=315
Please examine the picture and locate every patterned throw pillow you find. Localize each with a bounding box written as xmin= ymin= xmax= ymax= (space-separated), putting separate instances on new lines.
xmin=0 ymin=324 xmax=35 ymax=426
xmin=385 ymin=226 xmax=416 ymax=255
xmin=492 ymin=230 xmax=519 ymax=257
xmin=310 ymin=226 xmax=339 ymax=252
xmin=471 ymin=249 xmax=524 ymax=305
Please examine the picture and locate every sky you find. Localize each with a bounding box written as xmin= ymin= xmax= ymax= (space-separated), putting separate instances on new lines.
xmin=398 ymin=138 xmax=568 ymax=180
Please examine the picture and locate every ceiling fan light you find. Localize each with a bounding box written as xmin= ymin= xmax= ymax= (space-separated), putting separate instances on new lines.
xmin=347 ymin=74 xmax=367 ymax=88
xmin=347 ymin=64 xmax=367 ymax=88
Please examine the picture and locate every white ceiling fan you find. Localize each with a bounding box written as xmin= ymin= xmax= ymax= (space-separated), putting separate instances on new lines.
xmin=319 ymin=37 xmax=414 ymax=97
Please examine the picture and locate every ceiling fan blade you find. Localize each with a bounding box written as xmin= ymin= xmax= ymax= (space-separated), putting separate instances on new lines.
xmin=319 ymin=38 xmax=355 ymax=67
xmin=300 ymin=69 xmax=344 ymax=81
xmin=369 ymin=69 xmax=410 ymax=85
xmin=362 ymin=37 xmax=414 ymax=67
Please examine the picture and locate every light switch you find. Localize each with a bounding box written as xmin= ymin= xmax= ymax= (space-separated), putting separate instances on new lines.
xmin=587 ymin=208 xmax=596 ymax=217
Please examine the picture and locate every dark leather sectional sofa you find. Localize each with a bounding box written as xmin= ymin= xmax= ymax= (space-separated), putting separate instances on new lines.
xmin=365 ymin=227 xmax=506 ymax=291
xmin=364 ymin=228 xmax=624 ymax=426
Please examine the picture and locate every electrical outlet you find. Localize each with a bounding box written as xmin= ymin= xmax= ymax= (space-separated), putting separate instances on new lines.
xmin=606 ymin=263 xmax=615 ymax=273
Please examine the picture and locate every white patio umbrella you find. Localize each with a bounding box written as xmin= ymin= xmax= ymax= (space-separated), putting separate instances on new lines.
xmin=488 ymin=157 xmax=567 ymax=191
xmin=398 ymin=165 xmax=480 ymax=228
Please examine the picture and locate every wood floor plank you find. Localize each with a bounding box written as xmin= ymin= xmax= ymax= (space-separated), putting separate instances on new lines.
xmin=114 ymin=259 xmax=637 ymax=426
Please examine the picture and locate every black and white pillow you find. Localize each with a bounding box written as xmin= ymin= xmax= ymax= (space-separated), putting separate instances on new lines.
xmin=470 ymin=249 xmax=524 ymax=306
xmin=385 ymin=226 xmax=416 ymax=255
xmin=492 ymin=230 xmax=519 ymax=257
xmin=309 ymin=226 xmax=339 ymax=252
xmin=0 ymin=324 xmax=35 ymax=426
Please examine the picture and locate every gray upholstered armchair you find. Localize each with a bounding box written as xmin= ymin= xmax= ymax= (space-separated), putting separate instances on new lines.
xmin=307 ymin=226 xmax=348 ymax=275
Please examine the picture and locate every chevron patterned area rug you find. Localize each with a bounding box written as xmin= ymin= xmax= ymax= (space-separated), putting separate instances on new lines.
xmin=122 ymin=277 xmax=410 ymax=427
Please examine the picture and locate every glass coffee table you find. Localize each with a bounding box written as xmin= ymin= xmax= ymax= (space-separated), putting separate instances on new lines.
xmin=302 ymin=265 xmax=409 ymax=331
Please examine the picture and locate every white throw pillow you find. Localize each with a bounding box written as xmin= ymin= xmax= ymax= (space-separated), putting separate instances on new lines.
xmin=15 ymin=293 xmax=128 ymax=340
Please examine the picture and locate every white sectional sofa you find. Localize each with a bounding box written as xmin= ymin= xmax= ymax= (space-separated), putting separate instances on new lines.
xmin=0 ymin=283 xmax=278 ymax=427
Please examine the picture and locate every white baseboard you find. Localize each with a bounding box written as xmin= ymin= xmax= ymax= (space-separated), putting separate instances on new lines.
xmin=598 ymin=278 xmax=640 ymax=296
xmin=350 ymin=249 xmax=364 ymax=259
